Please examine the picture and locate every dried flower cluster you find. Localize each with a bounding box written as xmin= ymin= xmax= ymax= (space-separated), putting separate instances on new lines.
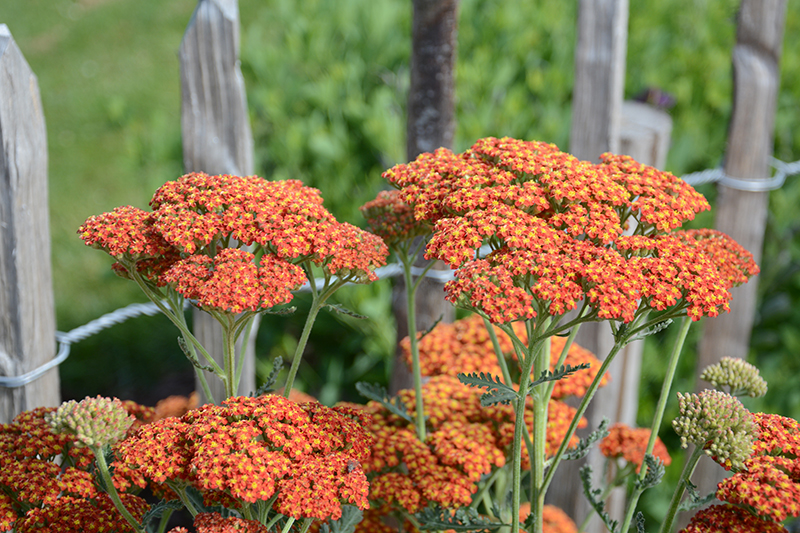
xmin=700 ymin=357 xmax=768 ymax=398
xmin=379 ymin=137 xmax=758 ymax=324
xmin=400 ymin=314 xmax=608 ymax=400
xmin=672 ymin=390 xmax=755 ymax=471
xmin=599 ymin=423 xmax=672 ymax=473
xmin=118 ymin=394 xmax=372 ymax=522
xmin=80 ymin=173 xmax=387 ymax=314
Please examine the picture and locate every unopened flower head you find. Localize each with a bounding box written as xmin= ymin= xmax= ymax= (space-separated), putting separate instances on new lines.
xmin=46 ymin=396 xmax=134 ymax=448
xmin=672 ymin=390 xmax=756 ymax=471
xmin=700 ymin=357 xmax=768 ymax=398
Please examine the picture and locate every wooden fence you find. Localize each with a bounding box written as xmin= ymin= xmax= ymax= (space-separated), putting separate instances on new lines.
xmin=0 ymin=1 xmax=790 ymax=528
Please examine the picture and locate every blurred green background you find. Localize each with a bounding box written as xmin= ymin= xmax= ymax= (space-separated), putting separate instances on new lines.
xmin=2 ymin=1 xmax=800 ymax=521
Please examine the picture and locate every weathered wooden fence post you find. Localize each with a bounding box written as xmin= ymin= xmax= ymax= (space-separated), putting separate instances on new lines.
xmin=548 ymin=0 xmax=629 ymax=527
xmin=689 ymin=0 xmax=788 ymax=507
xmin=0 ymin=25 xmax=61 ymax=422
xmin=180 ymin=0 xmax=257 ymax=402
xmin=390 ymin=0 xmax=460 ymax=393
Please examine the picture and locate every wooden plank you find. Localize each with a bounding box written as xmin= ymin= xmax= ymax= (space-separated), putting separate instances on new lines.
xmin=390 ymin=0 xmax=460 ymax=394
xmin=0 ymin=25 xmax=60 ymax=422
xmin=180 ymin=0 xmax=256 ymax=402
xmin=548 ymin=0 xmax=629 ymax=526
xmin=689 ymin=0 xmax=788 ymax=510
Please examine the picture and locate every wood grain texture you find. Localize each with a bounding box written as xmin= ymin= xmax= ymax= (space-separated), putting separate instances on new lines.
xmin=0 ymin=25 xmax=60 ymax=422
xmin=689 ymin=0 xmax=787 ymax=510
xmin=180 ymin=0 xmax=256 ymax=402
xmin=390 ymin=0 xmax=460 ymax=393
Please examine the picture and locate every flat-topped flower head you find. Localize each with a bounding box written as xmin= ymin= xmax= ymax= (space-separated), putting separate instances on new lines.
xmin=599 ymin=423 xmax=672 ymax=473
xmin=381 ymin=137 xmax=755 ymax=325
xmin=716 ymin=413 xmax=800 ymax=523
xmin=672 ymin=390 xmax=756 ymax=471
xmin=46 ymin=396 xmax=134 ymax=449
xmin=360 ymin=190 xmax=430 ymax=247
xmin=679 ymin=503 xmax=788 ymax=533
xmin=118 ymin=394 xmax=372 ymax=521
xmin=700 ymin=357 xmax=768 ymax=398
xmin=169 ymin=512 xmax=273 ymax=533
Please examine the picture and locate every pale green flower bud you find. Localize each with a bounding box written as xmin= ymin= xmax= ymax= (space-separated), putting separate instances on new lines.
xmin=672 ymin=390 xmax=755 ymax=471
xmin=700 ymin=357 xmax=767 ymax=398
xmin=46 ymin=396 xmax=134 ymax=448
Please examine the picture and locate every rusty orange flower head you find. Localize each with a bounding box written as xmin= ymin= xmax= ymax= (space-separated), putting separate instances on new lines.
xmin=118 ymin=394 xmax=373 ymax=522
xmin=360 ymin=189 xmax=431 ymax=247
xmin=381 ymin=137 xmax=758 ymax=325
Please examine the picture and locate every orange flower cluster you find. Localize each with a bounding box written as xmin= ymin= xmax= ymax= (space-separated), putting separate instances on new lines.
xmin=716 ymin=413 xmax=800 ymax=524
xmin=679 ymin=503 xmax=788 ymax=533
xmin=381 ymin=137 xmax=758 ymax=324
xmin=360 ymin=375 xmax=585 ymax=521
xmin=360 ymin=189 xmax=430 ymax=247
xmin=599 ymin=423 xmax=672 ymax=473
xmin=0 ymin=403 xmax=153 ymax=532
xmin=520 ymin=502 xmax=578 ymax=533
xmin=79 ymin=173 xmax=388 ymax=313
xmin=118 ymin=394 xmax=373 ymax=522
xmin=169 ymin=512 xmax=272 ymax=533
xmin=399 ymin=314 xmax=608 ymax=400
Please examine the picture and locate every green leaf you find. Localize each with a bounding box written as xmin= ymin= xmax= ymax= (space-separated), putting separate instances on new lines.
xmin=628 ymin=319 xmax=673 ymax=342
xmin=458 ymin=372 xmax=518 ymax=406
xmin=635 ymin=454 xmax=665 ymax=491
xmin=262 ymin=306 xmax=297 ymax=316
xmin=321 ymin=505 xmax=364 ymax=533
xmin=355 ymin=382 xmax=414 ymax=423
xmin=564 ymin=418 xmax=610 ymax=461
xmin=254 ymin=356 xmax=284 ymax=396
xmin=419 ymin=314 xmax=444 ymax=340
xmin=529 ymin=363 xmax=592 ymax=390
xmin=177 ymin=336 xmax=215 ymax=372
xmin=415 ymin=504 xmax=507 ymax=532
xmin=677 ymin=480 xmax=718 ymax=512
xmin=326 ymin=303 xmax=367 ymax=319
xmin=580 ymin=465 xmax=619 ymax=533
xmin=143 ymin=500 xmax=185 ymax=532
xmin=635 ymin=512 xmax=646 ymax=533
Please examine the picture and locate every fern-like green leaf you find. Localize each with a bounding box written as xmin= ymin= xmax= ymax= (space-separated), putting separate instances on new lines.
xmin=458 ymin=372 xmax=518 ymax=406
xmin=564 ymin=418 xmax=610 ymax=461
xmin=415 ymin=505 xmax=506 ymax=532
xmin=254 ymin=356 xmax=284 ymax=397
xmin=529 ymin=363 xmax=591 ymax=390
xmin=635 ymin=454 xmax=665 ymax=491
xmin=321 ymin=505 xmax=364 ymax=533
xmin=355 ymin=382 xmax=414 ymax=423
xmin=580 ymin=465 xmax=619 ymax=533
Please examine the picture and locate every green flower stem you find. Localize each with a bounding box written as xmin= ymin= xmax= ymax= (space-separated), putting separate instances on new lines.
xmin=235 ymin=314 xmax=258 ymax=388
xmin=544 ymin=323 xmax=582 ymax=401
xmin=620 ymin=316 xmax=693 ymax=533
xmin=658 ymin=445 xmax=705 ymax=533
xmin=166 ymin=482 xmax=200 ymax=517
xmin=281 ymin=517 xmax=297 ymax=533
xmin=223 ymin=313 xmax=237 ymax=399
xmin=265 ymin=511 xmax=286 ymax=531
xmin=482 ymin=316 xmax=513 ymax=387
xmin=283 ymin=268 xmax=346 ymax=397
xmin=155 ymin=508 xmax=174 ymax=533
xmin=399 ymin=242 xmax=437 ymax=442
xmin=529 ymin=336 xmax=551 ymax=533
xmin=298 ymin=517 xmax=314 ymax=533
xmin=541 ymin=334 xmax=631 ymax=497
xmin=509 ymin=324 xmax=548 ymax=533
xmin=470 ymin=465 xmax=503 ymax=509
xmin=92 ymin=446 xmax=145 ymax=533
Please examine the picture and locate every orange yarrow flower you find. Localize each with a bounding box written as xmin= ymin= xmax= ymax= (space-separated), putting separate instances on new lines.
xmin=716 ymin=413 xmax=800 ymax=523
xmin=382 ymin=137 xmax=757 ymax=324
xmin=400 ymin=314 xmax=608 ymax=399
xmin=599 ymin=423 xmax=672 ymax=473
xmin=118 ymin=394 xmax=372 ymax=521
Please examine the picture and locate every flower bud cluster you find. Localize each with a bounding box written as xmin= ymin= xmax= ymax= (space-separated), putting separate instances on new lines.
xmin=46 ymin=396 xmax=134 ymax=449
xmin=700 ymin=357 xmax=768 ymax=398
xmin=672 ymin=390 xmax=755 ymax=471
